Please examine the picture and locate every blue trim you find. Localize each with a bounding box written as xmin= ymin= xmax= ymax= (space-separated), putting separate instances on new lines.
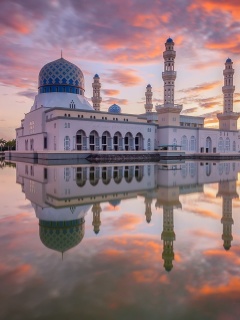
xmin=39 ymin=85 xmax=83 ymax=95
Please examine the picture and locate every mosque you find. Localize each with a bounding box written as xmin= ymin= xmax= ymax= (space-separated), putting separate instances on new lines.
xmin=13 ymin=38 xmax=240 ymax=158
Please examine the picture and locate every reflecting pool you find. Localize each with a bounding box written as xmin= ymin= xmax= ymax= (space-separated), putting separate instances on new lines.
xmin=1 ymin=160 xmax=240 ymax=319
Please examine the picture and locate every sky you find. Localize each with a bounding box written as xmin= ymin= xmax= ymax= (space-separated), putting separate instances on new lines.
xmin=1 ymin=0 xmax=240 ymax=140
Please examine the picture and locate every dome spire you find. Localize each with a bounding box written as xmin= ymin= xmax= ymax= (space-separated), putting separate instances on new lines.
xmin=61 ymin=49 xmax=63 ymax=59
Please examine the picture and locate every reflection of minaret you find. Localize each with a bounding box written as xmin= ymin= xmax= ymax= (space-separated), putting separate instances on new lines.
xmin=161 ymin=206 xmax=175 ymax=272
xmin=217 ymin=181 xmax=238 ymax=250
xmin=144 ymin=196 xmax=152 ymax=223
xmin=92 ymin=203 xmax=102 ymax=234
xmin=156 ymin=187 xmax=181 ymax=272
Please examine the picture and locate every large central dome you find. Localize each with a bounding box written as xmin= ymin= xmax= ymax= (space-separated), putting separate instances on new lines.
xmin=38 ymin=57 xmax=84 ymax=94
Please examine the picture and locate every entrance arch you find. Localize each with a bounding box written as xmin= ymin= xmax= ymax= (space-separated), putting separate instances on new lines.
xmin=89 ymin=130 xmax=100 ymax=151
xmin=113 ymin=132 xmax=123 ymax=151
xmin=135 ymin=132 xmax=144 ymax=150
xmin=76 ymin=130 xmax=86 ymax=150
xmin=124 ymin=132 xmax=133 ymax=151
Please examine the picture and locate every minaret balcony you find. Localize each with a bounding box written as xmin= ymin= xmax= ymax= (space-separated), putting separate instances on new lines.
xmin=162 ymin=71 xmax=177 ymax=80
xmin=222 ymin=86 xmax=235 ymax=93
xmin=156 ymin=103 xmax=182 ymax=113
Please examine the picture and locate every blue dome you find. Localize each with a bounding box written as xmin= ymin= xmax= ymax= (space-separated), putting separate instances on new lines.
xmin=38 ymin=58 xmax=84 ymax=94
xmin=108 ymin=103 xmax=121 ymax=114
xmin=226 ymin=58 xmax=232 ymax=63
xmin=166 ymin=37 xmax=173 ymax=43
xmin=109 ymin=199 xmax=121 ymax=207
xmin=94 ymin=74 xmax=100 ymax=78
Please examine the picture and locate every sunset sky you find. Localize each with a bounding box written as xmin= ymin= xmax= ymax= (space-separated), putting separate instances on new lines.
xmin=1 ymin=0 xmax=240 ymax=140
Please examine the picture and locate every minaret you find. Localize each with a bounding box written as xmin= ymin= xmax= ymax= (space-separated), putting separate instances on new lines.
xmin=156 ymin=38 xmax=182 ymax=126
xmin=144 ymin=196 xmax=152 ymax=223
xmin=92 ymin=203 xmax=102 ymax=234
xmin=91 ymin=74 xmax=102 ymax=111
xmin=217 ymin=58 xmax=239 ymax=130
xmin=217 ymin=180 xmax=238 ymax=250
xmin=161 ymin=206 xmax=175 ymax=272
xmin=144 ymin=84 xmax=153 ymax=113
xmin=156 ymin=186 xmax=181 ymax=272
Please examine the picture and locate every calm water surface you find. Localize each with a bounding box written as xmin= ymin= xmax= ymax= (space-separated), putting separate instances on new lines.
xmin=1 ymin=160 xmax=240 ymax=320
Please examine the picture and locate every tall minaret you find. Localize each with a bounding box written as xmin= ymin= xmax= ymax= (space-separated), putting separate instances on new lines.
xmin=156 ymin=38 xmax=182 ymax=126
xmin=144 ymin=196 xmax=152 ymax=223
xmin=161 ymin=205 xmax=175 ymax=272
xmin=144 ymin=84 xmax=153 ymax=113
xmin=91 ymin=74 xmax=102 ymax=111
xmin=217 ymin=180 xmax=238 ymax=250
xmin=92 ymin=203 xmax=102 ymax=234
xmin=217 ymin=58 xmax=239 ymax=130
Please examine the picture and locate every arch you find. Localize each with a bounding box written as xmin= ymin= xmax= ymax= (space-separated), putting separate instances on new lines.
xmin=206 ymin=137 xmax=212 ymax=153
xmin=76 ymin=130 xmax=86 ymax=150
xmin=225 ymin=163 xmax=230 ymax=175
xmin=76 ymin=167 xmax=87 ymax=187
xmin=181 ymin=135 xmax=188 ymax=151
xmin=124 ymin=132 xmax=134 ymax=151
xmin=218 ymin=163 xmax=224 ymax=176
xmin=89 ymin=130 xmax=100 ymax=151
xmin=89 ymin=167 xmax=99 ymax=186
xmin=206 ymin=163 xmax=211 ymax=176
xmin=102 ymin=131 xmax=111 ymax=151
xmin=64 ymin=136 xmax=70 ymax=150
xmin=124 ymin=166 xmax=134 ymax=183
xmin=189 ymin=136 xmax=196 ymax=151
xmin=135 ymin=132 xmax=144 ymax=151
xmin=218 ymin=137 xmax=224 ymax=152
xmin=181 ymin=163 xmax=188 ymax=178
xmin=189 ymin=163 xmax=196 ymax=177
xmin=225 ymin=137 xmax=230 ymax=151
xmin=135 ymin=165 xmax=143 ymax=182
xmin=113 ymin=132 xmax=123 ymax=151
xmin=113 ymin=166 xmax=123 ymax=184
xmin=101 ymin=167 xmax=111 ymax=185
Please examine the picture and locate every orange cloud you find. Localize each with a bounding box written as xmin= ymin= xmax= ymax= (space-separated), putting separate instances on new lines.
xmin=188 ymin=1 xmax=240 ymax=19
xmin=105 ymin=69 xmax=143 ymax=87
xmin=102 ymin=89 xmax=120 ymax=96
xmin=184 ymin=205 xmax=220 ymax=220
xmin=110 ymin=213 xmax=143 ymax=231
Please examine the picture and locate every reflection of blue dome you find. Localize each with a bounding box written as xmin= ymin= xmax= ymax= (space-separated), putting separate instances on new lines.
xmin=166 ymin=37 xmax=173 ymax=43
xmin=226 ymin=58 xmax=232 ymax=63
xmin=109 ymin=199 xmax=121 ymax=207
xmin=38 ymin=58 xmax=84 ymax=95
xmin=108 ymin=104 xmax=121 ymax=114
xmin=147 ymin=84 xmax=151 ymax=88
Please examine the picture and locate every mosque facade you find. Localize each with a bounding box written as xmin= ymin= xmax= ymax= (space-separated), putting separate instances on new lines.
xmin=15 ymin=38 xmax=240 ymax=156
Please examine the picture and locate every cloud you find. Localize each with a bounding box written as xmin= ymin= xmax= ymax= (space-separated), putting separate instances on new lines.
xmin=17 ymin=90 xmax=37 ymax=99
xmin=104 ymin=69 xmax=143 ymax=87
xmin=107 ymin=213 xmax=143 ymax=231
xmin=102 ymin=89 xmax=120 ymax=96
xmin=179 ymin=81 xmax=221 ymax=95
xmin=102 ymin=98 xmax=128 ymax=107
xmin=184 ymin=205 xmax=220 ymax=220
xmin=181 ymin=107 xmax=198 ymax=115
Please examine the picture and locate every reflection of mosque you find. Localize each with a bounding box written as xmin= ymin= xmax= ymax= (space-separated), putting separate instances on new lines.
xmin=16 ymin=160 xmax=239 ymax=270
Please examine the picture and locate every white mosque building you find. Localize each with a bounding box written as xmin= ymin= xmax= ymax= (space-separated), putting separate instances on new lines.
xmin=13 ymin=38 xmax=240 ymax=158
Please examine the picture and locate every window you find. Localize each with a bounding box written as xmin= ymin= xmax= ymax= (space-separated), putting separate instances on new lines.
xmin=44 ymin=137 xmax=47 ymax=149
xmin=64 ymin=136 xmax=70 ymax=150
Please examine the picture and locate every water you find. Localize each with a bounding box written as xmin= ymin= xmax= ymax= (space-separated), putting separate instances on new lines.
xmin=1 ymin=161 xmax=240 ymax=320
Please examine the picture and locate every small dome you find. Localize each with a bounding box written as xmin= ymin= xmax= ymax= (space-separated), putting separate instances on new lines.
xmin=109 ymin=199 xmax=121 ymax=207
xmin=38 ymin=57 xmax=84 ymax=92
xmin=147 ymin=84 xmax=151 ymax=88
xmin=108 ymin=103 xmax=121 ymax=114
xmin=166 ymin=37 xmax=173 ymax=43
xmin=226 ymin=58 xmax=232 ymax=63
xmin=94 ymin=74 xmax=100 ymax=78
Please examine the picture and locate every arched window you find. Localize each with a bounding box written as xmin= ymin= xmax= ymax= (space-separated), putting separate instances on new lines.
xmin=113 ymin=132 xmax=123 ymax=151
xmin=102 ymin=131 xmax=111 ymax=151
xmin=89 ymin=130 xmax=100 ymax=151
xmin=206 ymin=137 xmax=212 ymax=153
xmin=64 ymin=136 xmax=70 ymax=150
xmin=218 ymin=137 xmax=224 ymax=152
xmin=124 ymin=132 xmax=133 ymax=151
xmin=181 ymin=135 xmax=188 ymax=151
xmin=225 ymin=137 xmax=230 ymax=151
xmin=172 ymin=138 xmax=177 ymax=150
xmin=135 ymin=132 xmax=143 ymax=150
xmin=190 ymin=136 xmax=196 ymax=151
xmin=233 ymin=141 xmax=236 ymax=152
xmin=147 ymin=138 xmax=151 ymax=151
xmin=76 ymin=130 xmax=86 ymax=150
